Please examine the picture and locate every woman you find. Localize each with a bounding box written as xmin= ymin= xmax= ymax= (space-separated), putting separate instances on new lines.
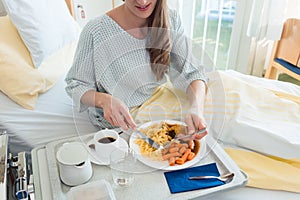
xmin=65 ymin=0 xmax=207 ymax=139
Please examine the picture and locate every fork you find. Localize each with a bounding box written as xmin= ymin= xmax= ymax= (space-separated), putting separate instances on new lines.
xmin=188 ymin=172 xmax=235 ymax=182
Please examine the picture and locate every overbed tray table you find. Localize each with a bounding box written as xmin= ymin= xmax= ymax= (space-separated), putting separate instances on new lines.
xmin=31 ymin=132 xmax=247 ymax=200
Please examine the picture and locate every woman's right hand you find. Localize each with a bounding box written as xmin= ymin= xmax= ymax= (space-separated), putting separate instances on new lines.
xmin=101 ymin=94 xmax=137 ymax=131
xmin=81 ymin=91 xmax=136 ymax=130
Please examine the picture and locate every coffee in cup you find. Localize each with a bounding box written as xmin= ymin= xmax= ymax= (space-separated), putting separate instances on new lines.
xmin=98 ymin=137 xmax=116 ymax=144
xmin=93 ymin=129 xmax=120 ymax=164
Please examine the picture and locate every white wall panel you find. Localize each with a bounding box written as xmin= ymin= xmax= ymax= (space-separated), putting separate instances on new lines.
xmin=73 ymin=0 xmax=113 ymax=27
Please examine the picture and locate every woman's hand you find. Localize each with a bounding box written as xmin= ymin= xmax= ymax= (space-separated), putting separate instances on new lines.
xmin=101 ymin=95 xmax=137 ymax=131
xmin=81 ymin=90 xmax=136 ymax=130
xmin=184 ymin=108 xmax=207 ymax=140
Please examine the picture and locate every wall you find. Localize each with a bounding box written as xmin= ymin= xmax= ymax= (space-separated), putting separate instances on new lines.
xmin=72 ymin=0 xmax=113 ymax=27
xmin=113 ymin=0 xmax=124 ymax=7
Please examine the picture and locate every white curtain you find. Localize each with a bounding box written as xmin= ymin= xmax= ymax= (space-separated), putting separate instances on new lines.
xmin=247 ymin=0 xmax=287 ymax=41
xmin=167 ymin=0 xmax=196 ymax=38
xmin=0 ymin=0 xmax=7 ymax=16
xmin=246 ymin=0 xmax=300 ymax=76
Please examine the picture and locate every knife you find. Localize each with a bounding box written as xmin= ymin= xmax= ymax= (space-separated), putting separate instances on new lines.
xmin=162 ymin=127 xmax=207 ymax=149
xmin=135 ymin=130 xmax=161 ymax=149
xmin=135 ymin=126 xmax=206 ymax=150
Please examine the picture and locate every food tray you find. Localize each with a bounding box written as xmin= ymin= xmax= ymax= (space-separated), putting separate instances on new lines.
xmin=32 ymin=133 xmax=247 ymax=200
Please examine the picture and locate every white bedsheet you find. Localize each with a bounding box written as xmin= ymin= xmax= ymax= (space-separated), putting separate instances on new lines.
xmin=225 ymin=70 xmax=300 ymax=97
xmin=0 ymin=73 xmax=98 ymax=154
xmin=1 ymin=70 xmax=300 ymax=157
xmin=207 ymin=70 xmax=300 ymax=159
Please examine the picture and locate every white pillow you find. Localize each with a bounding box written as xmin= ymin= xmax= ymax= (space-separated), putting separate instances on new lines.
xmin=2 ymin=0 xmax=80 ymax=68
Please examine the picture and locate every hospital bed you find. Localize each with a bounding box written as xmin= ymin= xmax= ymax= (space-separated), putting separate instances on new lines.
xmin=0 ymin=0 xmax=300 ymax=199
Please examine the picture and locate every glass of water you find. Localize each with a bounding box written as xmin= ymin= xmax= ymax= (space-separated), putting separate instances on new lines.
xmin=110 ymin=148 xmax=136 ymax=187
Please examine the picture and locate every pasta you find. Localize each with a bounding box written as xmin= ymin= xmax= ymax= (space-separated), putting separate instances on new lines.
xmin=134 ymin=121 xmax=184 ymax=159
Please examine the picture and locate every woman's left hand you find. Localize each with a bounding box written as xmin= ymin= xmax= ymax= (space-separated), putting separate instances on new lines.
xmin=184 ymin=108 xmax=207 ymax=140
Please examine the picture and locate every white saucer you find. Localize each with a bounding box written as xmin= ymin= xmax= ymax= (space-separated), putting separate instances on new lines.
xmin=86 ymin=138 xmax=128 ymax=165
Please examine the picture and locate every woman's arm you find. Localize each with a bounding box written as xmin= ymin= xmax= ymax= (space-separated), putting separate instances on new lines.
xmin=65 ymin=20 xmax=136 ymax=130
xmin=185 ymin=79 xmax=208 ymax=139
xmin=167 ymin=10 xmax=208 ymax=138
xmin=65 ymin=24 xmax=97 ymax=112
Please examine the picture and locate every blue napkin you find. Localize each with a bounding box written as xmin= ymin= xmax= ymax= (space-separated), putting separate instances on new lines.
xmin=164 ymin=163 xmax=225 ymax=193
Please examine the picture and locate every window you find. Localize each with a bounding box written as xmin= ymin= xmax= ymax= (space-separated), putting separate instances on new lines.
xmin=193 ymin=0 xmax=237 ymax=70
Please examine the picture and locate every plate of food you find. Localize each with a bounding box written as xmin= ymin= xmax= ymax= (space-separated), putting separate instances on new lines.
xmin=129 ymin=120 xmax=206 ymax=171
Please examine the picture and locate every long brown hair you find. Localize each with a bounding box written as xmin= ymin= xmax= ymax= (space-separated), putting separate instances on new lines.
xmin=147 ymin=0 xmax=171 ymax=80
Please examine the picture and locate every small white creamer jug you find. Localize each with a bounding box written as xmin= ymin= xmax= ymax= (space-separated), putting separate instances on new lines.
xmin=56 ymin=142 xmax=93 ymax=186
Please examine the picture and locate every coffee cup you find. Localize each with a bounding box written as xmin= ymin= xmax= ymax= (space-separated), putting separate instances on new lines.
xmin=93 ymin=129 xmax=121 ymax=164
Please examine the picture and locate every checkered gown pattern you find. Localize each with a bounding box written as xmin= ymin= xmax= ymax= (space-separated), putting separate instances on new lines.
xmin=65 ymin=9 xmax=207 ymax=128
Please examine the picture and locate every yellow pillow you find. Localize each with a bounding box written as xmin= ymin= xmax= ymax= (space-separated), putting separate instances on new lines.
xmin=0 ymin=16 xmax=77 ymax=109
